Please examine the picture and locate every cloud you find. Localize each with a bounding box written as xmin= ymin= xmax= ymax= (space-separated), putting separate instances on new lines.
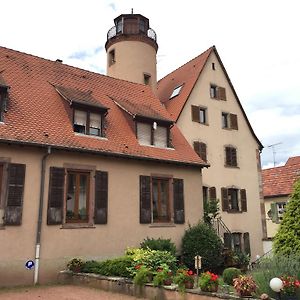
xmin=108 ymin=2 xmax=116 ymax=11
xmin=68 ymin=47 xmax=104 ymax=60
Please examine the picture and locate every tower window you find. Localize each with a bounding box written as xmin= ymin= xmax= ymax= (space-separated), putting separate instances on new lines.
xmin=144 ymin=73 xmax=151 ymax=85
xmin=108 ymin=49 xmax=115 ymax=66
xmin=212 ymin=63 xmax=215 ymax=70
xmin=170 ymin=85 xmax=182 ymax=99
xmin=116 ymin=20 xmax=123 ymax=33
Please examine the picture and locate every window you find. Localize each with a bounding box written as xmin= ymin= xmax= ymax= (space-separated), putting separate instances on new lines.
xmin=73 ymin=109 xmax=102 ymax=137
xmin=0 ymin=88 xmax=8 ymax=122
xmin=222 ymin=112 xmax=238 ymax=130
xmin=144 ymin=73 xmax=151 ymax=85
xmin=47 ymin=167 xmax=108 ymax=225
xmin=193 ymin=141 xmax=207 ymax=162
xmin=136 ymin=122 xmax=169 ymax=148
xmin=210 ymin=84 xmax=226 ymax=100
xmin=224 ymin=232 xmax=251 ymax=254
xmin=139 ymin=19 xmax=146 ymax=33
xmin=225 ymin=146 xmax=237 ymax=167
xmin=170 ymin=85 xmax=182 ymax=99
xmin=116 ymin=20 xmax=123 ymax=33
xmin=221 ymin=188 xmax=247 ymax=213
xmin=191 ymin=105 xmax=208 ymax=125
xmin=212 ymin=63 xmax=215 ymax=70
xmin=140 ymin=176 xmax=184 ymax=224
xmin=269 ymin=202 xmax=287 ymax=223
xmin=203 ymin=186 xmax=216 ymax=207
xmin=232 ymin=233 xmax=242 ymax=251
xmin=202 ymin=186 xmax=208 ymax=206
xmin=108 ymin=49 xmax=115 ymax=66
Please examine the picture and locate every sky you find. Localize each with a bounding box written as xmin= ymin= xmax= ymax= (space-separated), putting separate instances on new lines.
xmin=1 ymin=0 xmax=299 ymax=168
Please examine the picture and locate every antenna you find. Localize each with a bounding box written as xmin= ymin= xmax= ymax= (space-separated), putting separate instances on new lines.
xmin=131 ymin=8 xmax=133 ymax=14
xmin=267 ymin=142 xmax=282 ymax=167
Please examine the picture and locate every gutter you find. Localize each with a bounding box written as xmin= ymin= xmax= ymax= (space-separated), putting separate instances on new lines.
xmin=34 ymin=146 xmax=51 ymax=285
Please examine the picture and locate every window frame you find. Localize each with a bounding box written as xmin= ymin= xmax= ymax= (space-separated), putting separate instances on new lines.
xmin=225 ymin=146 xmax=238 ymax=167
xmin=210 ymin=84 xmax=226 ymax=100
xmin=228 ymin=188 xmax=239 ymax=211
xmin=170 ymin=85 xmax=182 ymax=99
xmin=191 ymin=105 xmax=208 ymax=125
xmin=108 ymin=49 xmax=116 ymax=66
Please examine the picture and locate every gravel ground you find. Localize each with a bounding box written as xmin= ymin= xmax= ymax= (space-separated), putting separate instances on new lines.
xmin=0 ymin=285 xmax=147 ymax=300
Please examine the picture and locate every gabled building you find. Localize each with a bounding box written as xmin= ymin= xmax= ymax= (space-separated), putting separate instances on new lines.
xmin=157 ymin=46 xmax=265 ymax=259
xmin=262 ymin=156 xmax=300 ymax=252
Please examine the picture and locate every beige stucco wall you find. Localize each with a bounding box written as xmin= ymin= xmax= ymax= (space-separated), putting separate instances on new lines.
xmin=264 ymin=196 xmax=288 ymax=238
xmin=0 ymin=144 xmax=203 ymax=286
xmin=107 ymin=40 xmax=157 ymax=91
xmin=176 ymin=52 xmax=264 ymax=260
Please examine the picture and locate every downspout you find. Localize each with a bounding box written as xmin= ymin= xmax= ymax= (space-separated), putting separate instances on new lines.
xmin=34 ymin=146 xmax=51 ymax=285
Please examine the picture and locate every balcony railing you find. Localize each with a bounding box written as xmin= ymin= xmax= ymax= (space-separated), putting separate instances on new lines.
xmin=107 ymin=26 xmax=157 ymax=42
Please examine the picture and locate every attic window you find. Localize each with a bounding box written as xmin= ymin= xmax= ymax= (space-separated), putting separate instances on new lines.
xmin=0 ymin=87 xmax=8 ymax=122
xmin=74 ymin=109 xmax=102 ymax=137
xmin=169 ymin=85 xmax=182 ymax=99
xmin=109 ymin=49 xmax=115 ymax=66
xmin=212 ymin=63 xmax=215 ymax=70
xmin=210 ymin=84 xmax=226 ymax=100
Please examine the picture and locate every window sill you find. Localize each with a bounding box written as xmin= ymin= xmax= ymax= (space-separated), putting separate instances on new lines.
xmin=60 ymin=223 xmax=96 ymax=229
xmin=224 ymin=165 xmax=239 ymax=169
xmin=74 ymin=132 xmax=108 ymax=141
xmin=149 ymin=223 xmax=176 ymax=228
xmin=225 ymin=210 xmax=243 ymax=214
xmin=139 ymin=144 xmax=175 ymax=150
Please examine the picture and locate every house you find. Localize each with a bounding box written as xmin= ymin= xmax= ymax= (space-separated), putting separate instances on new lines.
xmin=262 ymin=156 xmax=300 ymax=252
xmin=0 ymin=15 xmax=208 ymax=286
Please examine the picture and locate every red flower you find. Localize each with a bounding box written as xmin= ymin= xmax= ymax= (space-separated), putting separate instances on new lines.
xmin=188 ymin=270 xmax=193 ymax=276
xmin=135 ymin=265 xmax=141 ymax=270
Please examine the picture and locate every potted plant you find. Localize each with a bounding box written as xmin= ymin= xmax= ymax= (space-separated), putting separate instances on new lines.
xmin=173 ymin=268 xmax=194 ymax=291
xmin=199 ymin=271 xmax=219 ymax=292
xmin=233 ymin=275 xmax=257 ymax=297
xmin=67 ymin=258 xmax=85 ymax=273
xmin=133 ymin=265 xmax=152 ymax=286
xmin=153 ymin=264 xmax=173 ymax=287
xmin=280 ymin=275 xmax=300 ymax=300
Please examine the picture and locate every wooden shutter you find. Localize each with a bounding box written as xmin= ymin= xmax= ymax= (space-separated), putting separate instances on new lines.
xmin=193 ymin=141 xmax=200 ymax=156
xmin=231 ymin=148 xmax=237 ymax=166
xmin=209 ymin=187 xmax=216 ymax=200
xmin=140 ymin=175 xmax=151 ymax=224
xmin=230 ymin=114 xmax=238 ymax=130
xmin=5 ymin=163 xmax=26 ymax=225
xmin=243 ymin=232 xmax=251 ymax=255
xmin=217 ymin=87 xmax=226 ymax=100
xmin=225 ymin=147 xmax=231 ymax=166
xmin=270 ymin=202 xmax=279 ymax=223
xmin=221 ymin=188 xmax=229 ymax=211
xmin=173 ymin=178 xmax=185 ymax=224
xmin=224 ymin=233 xmax=232 ymax=249
xmin=94 ymin=171 xmax=108 ymax=224
xmin=191 ymin=105 xmax=200 ymax=122
xmin=47 ymin=167 xmax=64 ymax=225
xmin=199 ymin=142 xmax=207 ymax=162
xmin=240 ymin=189 xmax=247 ymax=212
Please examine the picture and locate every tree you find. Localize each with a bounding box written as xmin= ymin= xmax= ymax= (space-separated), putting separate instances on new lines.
xmin=273 ymin=179 xmax=300 ymax=255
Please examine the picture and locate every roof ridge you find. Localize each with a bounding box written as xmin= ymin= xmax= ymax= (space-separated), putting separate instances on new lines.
xmin=158 ymin=45 xmax=215 ymax=82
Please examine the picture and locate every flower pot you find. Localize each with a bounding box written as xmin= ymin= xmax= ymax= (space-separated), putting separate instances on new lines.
xmin=239 ymin=290 xmax=252 ymax=297
xmin=163 ymin=279 xmax=172 ymax=286
xmin=184 ymin=281 xmax=194 ymax=289
xmin=201 ymin=285 xmax=218 ymax=293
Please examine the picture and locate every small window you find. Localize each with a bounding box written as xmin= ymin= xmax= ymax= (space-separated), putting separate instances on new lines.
xmin=232 ymin=232 xmax=242 ymax=252
xmin=222 ymin=112 xmax=229 ymax=128
xmin=108 ymin=49 xmax=115 ymax=66
xmin=144 ymin=73 xmax=151 ymax=85
xmin=193 ymin=141 xmax=207 ymax=162
xmin=199 ymin=108 xmax=207 ymax=124
xmin=152 ymin=178 xmax=170 ymax=222
xmin=191 ymin=105 xmax=208 ymax=125
xmin=210 ymin=85 xmax=217 ymax=98
xmin=228 ymin=188 xmax=239 ymax=211
xmin=210 ymin=84 xmax=226 ymax=100
xmin=277 ymin=202 xmax=286 ymax=221
xmin=212 ymin=63 xmax=215 ymax=70
xmin=73 ymin=109 xmax=102 ymax=137
xmin=225 ymin=146 xmax=237 ymax=167
xmin=170 ymin=85 xmax=182 ymax=99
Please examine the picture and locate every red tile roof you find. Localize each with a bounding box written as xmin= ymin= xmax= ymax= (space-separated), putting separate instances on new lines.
xmin=0 ymin=46 xmax=206 ymax=167
xmin=262 ymin=156 xmax=300 ymax=197
xmin=157 ymin=46 xmax=263 ymax=150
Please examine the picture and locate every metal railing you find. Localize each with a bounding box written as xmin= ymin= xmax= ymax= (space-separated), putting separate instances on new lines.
xmin=107 ymin=26 xmax=157 ymax=42
xmin=211 ymin=217 xmax=231 ymax=242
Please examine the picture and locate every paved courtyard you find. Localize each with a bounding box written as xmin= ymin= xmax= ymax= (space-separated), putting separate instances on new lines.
xmin=0 ymin=285 xmax=146 ymax=300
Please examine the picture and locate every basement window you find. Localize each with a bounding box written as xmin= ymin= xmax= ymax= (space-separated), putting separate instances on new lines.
xmin=169 ymin=85 xmax=182 ymax=99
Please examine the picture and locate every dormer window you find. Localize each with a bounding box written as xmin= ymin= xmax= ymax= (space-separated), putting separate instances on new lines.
xmin=0 ymin=87 xmax=8 ymax=122
xmin=170 ymin=85 xmax=182 ymax=99
xmin=74 ymin=109 xmax=102 ymax=137
xmin=136 ymin=122 xmax=169 ymax=148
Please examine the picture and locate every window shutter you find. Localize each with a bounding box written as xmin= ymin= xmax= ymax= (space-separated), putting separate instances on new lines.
xmin=230 ymin=114 xmax=238 ymax=130
xmin=240 ymin=189 xmax=247 ymax=212
xmin=270 ymin=202 xmax=279 ymax=223
xmin=137 ymin=122 xmax=151 ymax=145
xmin=47 ymin=167 xmax=64 ymax=225
xmin=231 ymin=148 xmax=237 ymax=166
xmin=199 ymin=142 xmax=207 ymax=162
xmin=224 ymin=232 xmax=232 ymax=249
xmin=193 ymin=141 xmax=200 ymax=156
xmin=217 ymin=87 xmax=226 ymax=100
xmin=243 ymin=232 xmax=251 ymax=255
xmin=221 ymin=188 xmax=229 ymax=211
xmin=140 ymin=175 xmax=151 ymax=224
xmin=154 ymin=126 xmax=167 ymax=148
xmin=4 ymin=163 xmax=26 ymax=225
xmin=94 ymin=171 xmax=108 ymax=224
xmin=209 ymin=187 xmax=216 ymax=200
xmin=225 ymin=147 xmax=231 ymax=166
xmin=173 ymin=178 xmax=185 ymax=224
xmin=191 ymin=105 xmax=200 ymax=122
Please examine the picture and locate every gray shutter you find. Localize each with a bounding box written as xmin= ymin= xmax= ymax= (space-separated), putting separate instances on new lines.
xmin=221 ymin=188 xmax=229 ymax=211
xmin=230 ymin=114 xmax=238 ymax=130
xmin=241 ymin=189 xmax=247 ymax=212
xmin=217 ymin=87 xmax=226 ymax=100
xmin=94 ymin=171 xmax=108 ymax=224
xmin=209 ymin=187 xmax=216 ymax=200
xmin=224 ymin=232 xmax=232 ymax=249
xmin=243 ymin=232 xmax=251 ymax=255
xmin=191 ymin=105 xmax=200 ymax=122
xmin=270 ymin=203 xmax=279 ymax=223
xmin=173 ymin=178 xmax=185 ymax=224
xmin=140 ymin=175 xmax=151 ymax=223
xmin=47 ymin=167 xmax=64 ymax=225
xmin=5 ymin=163 xmax=26 ymax=225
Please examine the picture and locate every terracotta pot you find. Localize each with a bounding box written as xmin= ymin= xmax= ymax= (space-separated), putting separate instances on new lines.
xmin=163 ymin=279 xmax=172 ymax=286
xmin=201 ymin=284 xmax=218 ymax=292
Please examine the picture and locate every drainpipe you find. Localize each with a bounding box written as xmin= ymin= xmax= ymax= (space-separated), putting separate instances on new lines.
xmin=34 ymin=146 xmax=51 ymax=285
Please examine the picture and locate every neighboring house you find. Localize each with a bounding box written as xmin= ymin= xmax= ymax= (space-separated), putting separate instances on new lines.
xmin=0 ymin=14 xmax=208 ymax=286
xmin=262 ymin=156 xmax=300 ymax=252
xmin=157 ymin=46 xmax=265 ymax=260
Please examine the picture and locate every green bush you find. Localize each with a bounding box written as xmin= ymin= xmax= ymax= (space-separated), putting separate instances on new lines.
xmin=140 ymin=237 xmax=176 ymax=255
xmin=274 ymin=179 xmax=300 ymax=255
xmin=222 ymin=267 xmax=242 ymax=285
xmin=82 ymin=256 xmax=132 ymax=278
xmin=181 ymin=222 xmax=223 ymax=271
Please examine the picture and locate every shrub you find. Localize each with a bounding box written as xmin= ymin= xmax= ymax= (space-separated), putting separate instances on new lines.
xmin=233 ymin=275 xmax=257 ymax=297
xmin=274 ymin=179 xmax=300 ymax=255
xmin=173 ymin=267 xmax=194 ymax=291
xmin=152 ymin=263 xmax=173 ymax=287
xmin=222 ymin=267 xmax=242 ymax=285
xmin=67 ymin=258 xmax=85 ymax=272
xmin=199 ymin=271 xmax=219 ymax=292
xmin=140 ymin=237 xmax=176 ymax=255
xmin=133 ymin=265 xmax=152 ymax=286
xmin=181 ymin=222 xmax=223 ymax=271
